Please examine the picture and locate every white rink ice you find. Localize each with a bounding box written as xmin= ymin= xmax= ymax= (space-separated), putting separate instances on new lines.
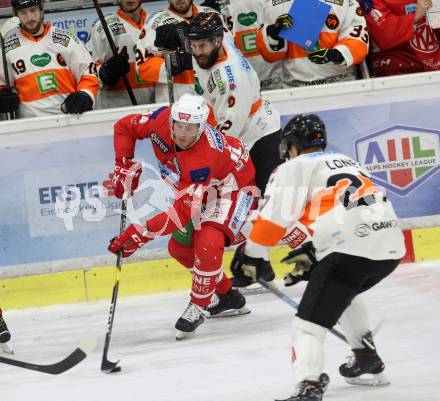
xmin=2 ymin=261 xmax=440 ymax=401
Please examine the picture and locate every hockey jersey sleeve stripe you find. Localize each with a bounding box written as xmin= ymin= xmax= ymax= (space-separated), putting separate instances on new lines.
xmin=77 ymin=74 xmax=99 ymax=97
xmin=15 ymin=68 xmax=78 ymax=102
xmin=334 ymin=39 xmax=368 ymax=65
xmin=137 ymin=55 xmax=166 ymax=84
xmin=255 ymin=28 xmax=287 ymax=62
xmin=250 ymin=216 xmax=286 ymax=246
xmin=173 ymin=70 xmax=195 ymax=85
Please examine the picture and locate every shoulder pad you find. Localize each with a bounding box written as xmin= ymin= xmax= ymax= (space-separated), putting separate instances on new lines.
xmin=4 ymin=35 xmax=21 ymax=53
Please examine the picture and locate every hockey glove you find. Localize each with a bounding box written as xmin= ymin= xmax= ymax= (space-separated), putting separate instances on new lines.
xmin=282 ymin=242 xmax=317 ymax=287
xmin=99 ymin=52 xmax=130 ymax=86
xmin=61 ymin=91 xmax=93 ymax=114
xmin=240 ymin=253 xmax=276 ymax=282
xmin=168 ymin=51 xmax=193 ymax=77
xmin=0 ymin=87 xmax=19 ymax=113
xmin=155 ymin=22 xmax=189 ymax=51
xmin=108 ymin=224 xmax=151 ymax=258
xmin=307 ymin=48 xmax=344 ymax=65
xmin=111 ymin=157 xmax=142 ymax=199
xmin=200 ymin=0 xmax=224 ymax=12
xmin=267 ymin=14 xmax=293 ymax=42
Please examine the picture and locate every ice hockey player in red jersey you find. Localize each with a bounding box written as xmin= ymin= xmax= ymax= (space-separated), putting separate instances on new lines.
xmin=108 ymin=93 xmax=255 ymax=339
xmin=236 ymin=114 xmax=405 ymax=400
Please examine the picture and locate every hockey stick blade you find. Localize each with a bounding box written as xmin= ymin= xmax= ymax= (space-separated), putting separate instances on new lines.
xmin=0 ymin=17 xmax=19 ymax=38
xmin=257 ymin=278 xmax=348 ymax=343
xmin=0 ymin=337 xmax=96 ymax=375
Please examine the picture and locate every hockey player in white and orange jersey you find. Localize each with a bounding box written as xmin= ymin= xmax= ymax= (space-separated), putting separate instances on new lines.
xmin=0 ymin=307 xmax=13 ymax=354
xmin=256 ymin=0 xmax=369 ymax=87
xmin=136 ymin=0 xmax=222 ymax=103
xmin=221 ymin=0 xmax=285 ymax=90
xmin=237 ymin=114 xmax=405 ymax=401
xmin=186 ymin=12 xmax=282 ymax=195
xmin=3 ymin=0 xmax=99 ymax=119
xmin=87 ymin=0 xmax=155 ymax=109
xmin=0 ymin=46 xmax=20 ymax=117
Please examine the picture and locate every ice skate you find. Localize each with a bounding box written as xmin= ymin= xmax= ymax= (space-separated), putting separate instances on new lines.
xmin=0 ymin=314 xmax=13 ymax=354
xmin=276 ymin=373 xmax=329 ymax=401
xmin=175 ymin=302 xmax=206 ymax=340
xmin=339 ymin=331 xmax=390 ymax=386
xmin=206 ymin=288 xmax=250 ymax=318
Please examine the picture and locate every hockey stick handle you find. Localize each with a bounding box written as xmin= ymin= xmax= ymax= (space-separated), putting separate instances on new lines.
xmin=163 ymin=52 xmax=175 ymax=106
xmin=257 ymin=278 xmax=348 ymax=343
xmin=0 ymin=31 xmax=15 ymax=120
xmin=92 ymin=0 xmax=138 ymax=106
xmin=101 ymin=199 xmax=127 ymax=371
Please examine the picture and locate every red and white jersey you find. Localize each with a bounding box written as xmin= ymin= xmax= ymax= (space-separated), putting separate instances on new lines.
xmin=3 ymin=22 xmax=99 ymax=118
xmin=360 ymin=0 xmax=440 ymax=76
xmin=250 ymin=151 xmax=405 ymax=261
xmin=256 ymin=0 xmax=368 ymax=86
xmin=193 ymin=35 xmax=280 ymax=148
xmin=114 ymin=106 xmax=256 ymax=240
xmin=87 ymin=8 xmax=155 ymax=108
xmin=221 ymin=0 xmax=285 ymax=90
xmin=136 ymin=4 xmax=219 ymax=103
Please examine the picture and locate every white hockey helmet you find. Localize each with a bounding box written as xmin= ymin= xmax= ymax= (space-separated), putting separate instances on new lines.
xmin=170 ymin=93 xmax=210 ymax=146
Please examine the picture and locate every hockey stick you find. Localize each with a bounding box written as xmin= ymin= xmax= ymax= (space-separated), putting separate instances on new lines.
xmin=101 ymin=199 xmax=127 ymax=374
xmin=163 ymin=52 xmax=175 ymax=105
xmin=0 ymin=337 xmax=96 ymax=375
xmin=0 ymin=17 xmax=20 ymax=120
xmin=257 ymin=278 xmax=348 ymax=343
xmin=92 ymin=0 xmax=137 ymax=106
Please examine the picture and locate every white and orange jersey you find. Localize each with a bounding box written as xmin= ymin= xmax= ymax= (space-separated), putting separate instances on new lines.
xmin=3 ymin=22 xmax=98 ymax=118
xmin=136 ymin=4 xmax=222 ymax=103
xmin=87 ymin=8 xmax=155 ymax=108
xmin=193 ymin=35 xmax=280 ymax=149
xmin=250 ymin=151 xmax=405 ymax=261
xmin=256 ymin=0 xmax=368 ymax=86
xmin=221 ymin=0 xmax=285 ymax=90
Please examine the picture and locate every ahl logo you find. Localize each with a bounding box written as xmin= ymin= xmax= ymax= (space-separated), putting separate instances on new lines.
xmin=355 ymin=125 xmax=440 ymax=196
xmin=178 ymin=112 xmax=191 ymax=121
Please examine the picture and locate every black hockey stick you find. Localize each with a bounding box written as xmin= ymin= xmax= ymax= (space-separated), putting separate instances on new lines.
xmin=101 ymin=199 xmax=127 ymax=373
xmin=257 ymin=278 xmax=348 ymax=343
xmin=163 ymin=52 xmax=175 ymax=105
xmin=0 ymin=17 xmax=20 ymax=120
xmin=92 ymin=0 xmax=137 ymax=106
xmin=0 ymin=337 xmax=95 ymax=375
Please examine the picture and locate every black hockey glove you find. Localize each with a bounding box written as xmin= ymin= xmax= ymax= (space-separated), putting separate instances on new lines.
xmin=0 ymin=87 xmax=19 ymax=113
xmin=267 ymin=14 xmax=293 ymax=42
xmin=200 ymin=0 xmax=223 ymax=12
xmin=307 ymin=48 xmax=344 ymax=64
xmin=61 ymin=91 xmax=93 ymax=114
xmin=99 ymin=52 xmax=130 ymax=86
xmin=281 ymin=242 xmax=317 ymax=287
xmin=168 ymin=51 xmax=193 ymax=77
xmin=155 ymin=22 xmax=189 ymax=51
xmin=239 ymin=253 xmax=276 ymax=283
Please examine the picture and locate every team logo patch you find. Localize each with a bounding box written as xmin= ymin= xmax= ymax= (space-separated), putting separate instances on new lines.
xmin=52 ymin=32 xmax=70 ymax=47
xmin=178 ymin=112 xmax=191 ymax=121
xmin=31 ymin=53 xmax=52 ymax=67
xmin=228 ymin=96 xmax=236 ymax=108
xmin=150 ymin=131 xmax=170 ymax=154
xmin=325 ymin=14 xmax=340 ymax=30
xmin=139 ymin=28 xmax=146 ymax=39
xmin=207 ymin=75 xmax=216 ymax=93
xmin=36 ymin=73 xmax=58 ymax=94
xmin=57 ymin=53 xmax=67 ymax=67
xmin=213 ymin=69 xmax=226 ymax=95
xmin=190 ymin=167 xmax=210 ymax=183
xmin=4 ymin=38 xmax=20 ymax=53
xmin=356 ymin=6 xmax=364 ymax=16
xmin=110 ymin=22 xmax=127 ymax=36
xmin=237 ymin=12 xmax=257 ymax=27
xmin=355 ymin=125 xmax=440 ymax=196
xmin=324 ymin=0 xmax=344 ymax=6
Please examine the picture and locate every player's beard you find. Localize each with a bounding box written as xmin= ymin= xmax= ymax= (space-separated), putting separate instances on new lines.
xmin=21 ymin=18 xmax=43 ymax=36
xmin=169 ymin=0 xmax=193 ymax=15
xmin=194 ymin=46 xmax=220 ymax=70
